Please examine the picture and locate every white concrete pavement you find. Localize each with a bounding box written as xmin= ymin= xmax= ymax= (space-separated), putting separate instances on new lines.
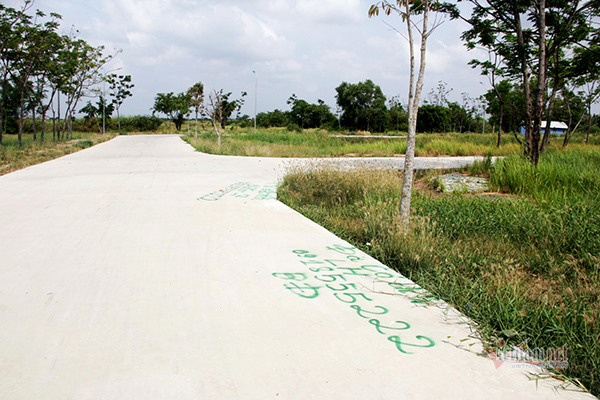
xmin=0 ymin=135 xmax=594 ymax=399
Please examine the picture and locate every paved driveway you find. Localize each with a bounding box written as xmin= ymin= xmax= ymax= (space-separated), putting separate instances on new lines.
xmin=0 ymin=135 xmax=593 ymax=399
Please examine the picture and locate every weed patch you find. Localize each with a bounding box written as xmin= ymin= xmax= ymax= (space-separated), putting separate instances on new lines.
xmin=278 ymin=148 xmax=600 ymax=395
xmin=0 ymin=133 xmax=115 ymax=176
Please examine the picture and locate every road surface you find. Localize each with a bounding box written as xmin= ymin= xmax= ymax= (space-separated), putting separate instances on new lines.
xmin=0 ymin=135 xmax=594 ymax=399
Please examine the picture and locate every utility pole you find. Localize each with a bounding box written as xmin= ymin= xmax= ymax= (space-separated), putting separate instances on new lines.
xmin=253 ymin=70 xmax=257 ymax=134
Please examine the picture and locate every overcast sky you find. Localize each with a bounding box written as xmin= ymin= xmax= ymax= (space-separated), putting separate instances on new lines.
xmin=7 ymin=0 xmax=494 ymax=117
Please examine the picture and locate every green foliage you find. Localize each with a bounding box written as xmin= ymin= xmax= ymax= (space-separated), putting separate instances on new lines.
xmin=106 ymin=74 xmax=134 ymax=133
xmin=460 ymin=0 xmax=600 ymax=163
xmin=336 ymin=79 xmax=388 ymax=132
xmin=287 ymin=94 xmax=336 ymax=129
xmin=183 ymin=128 xmax=409 ymax=157
xmin=217 ymin=90 xmax=246 ymax=128
xmin=187 ymin=82 xmax=204 ymax=114
xmin=417 ymin=104 xmax=450 ymax=133
xmin=256 ymin=109 xmax=290 ymax=128
xmin=74 ymin=139 xmax=93 ymax=148
xmin=116 ymin=116 xmax=163 ymax=132
xmin=152 ymin=92 xmax=190 ymax=131
xmin=484 ymin=80 xmax=526 ymax=133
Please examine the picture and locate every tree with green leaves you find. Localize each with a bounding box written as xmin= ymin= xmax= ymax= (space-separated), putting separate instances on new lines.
xmin=387 ymin=95 xmax=407 ymax=132
xmin=187 ymin=82 xmax=204 ymax=137
xmin=256 ymin=109 xmax=290 ymax=128
xmin=152 ymin=92 xmax=191 ymax=131
xmin=335 ymin=80 xmax=388 ymax=132
xmin=369 ymin=0 xmax=458 ymax=227
xmin=0 ymin=1 xmax=34 ymax=148
xmin=287 ymin=94 xmax=335 ymax=130
xmin=107 ymin=74 xmax=134 ymax=134
xmin=417 ymin=104 xmax=450 ymax=132
xmin=484 ymin=80 xmax=526 ymax=136
xmin=459 ymin=0 xmax=600 ymax=164
xmin=218 ymin=91 xmax=247 ymax=129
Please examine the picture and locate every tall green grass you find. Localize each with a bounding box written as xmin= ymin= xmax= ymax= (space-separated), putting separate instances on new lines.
xmin=183 ymin=131 xmax=408 ymax=157
xmin=183 ymin=129 xmax=540 ymax=157
xmin=278 ymin=147 xmax=600 ymax=396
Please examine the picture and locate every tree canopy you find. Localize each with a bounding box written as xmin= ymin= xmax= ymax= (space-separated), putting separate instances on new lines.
xmin=0 ymin=1 xmax=118 ymax=146
xmin=335 ymin=80 xmax=388 ymax=132
xmin=152 ymin=92 xmax=190 ymax=131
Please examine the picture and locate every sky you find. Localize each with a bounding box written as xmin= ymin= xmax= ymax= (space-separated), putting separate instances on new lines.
xmin=6 ymin=0 xmax=495 ymax=117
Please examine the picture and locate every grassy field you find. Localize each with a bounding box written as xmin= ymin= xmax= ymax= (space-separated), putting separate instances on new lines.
xmin=183 ymin=126 xmax=599 ymax=158
xmin=0 ymin=132 xmax=116 ymax=176
xmin=278 ymin=146 xmax=600 ymax=396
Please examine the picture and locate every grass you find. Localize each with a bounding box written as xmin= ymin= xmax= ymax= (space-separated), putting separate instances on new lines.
xmin=183 ymin=129 xmax=408 ymax=157
xmin=0 ymin=132 xmax=116 ymax=176
xmin=183 ymin=126 xmax=598 ymax=158
xmin=277 ymin=146 xmax=600 ymax=396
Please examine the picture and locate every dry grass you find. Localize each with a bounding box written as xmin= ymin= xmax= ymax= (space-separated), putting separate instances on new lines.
xmin=0 ymin=133 xmax=116 ymax=176
xmin=278 ymin=151 xmax=600 ymax=395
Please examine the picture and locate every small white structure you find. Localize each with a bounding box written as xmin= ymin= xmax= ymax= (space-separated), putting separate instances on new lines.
xmin=520 ymin=121 xmax=569 ymax=136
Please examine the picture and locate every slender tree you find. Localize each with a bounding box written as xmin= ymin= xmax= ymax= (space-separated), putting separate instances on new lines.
xmin=152 ymin=92 xmax=190 ymax=131
xmin=369 ymin=0 xmax=457 ymax=227
xmin=187 ymin=82 xmax=204 ymax=137
xmin=205 ymin=90 xmax=224 ymax=147
xmin=107 ymin=74 xmax=134 ymax=133
xmin=0 ymin=1 xmax=34 ymax=148
xmin=459 ymin=0 xmax=600 ymax=164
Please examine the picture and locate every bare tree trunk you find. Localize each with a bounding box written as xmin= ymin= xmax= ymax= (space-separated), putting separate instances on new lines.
xmin=32 ymin=107 xmax=37 ymax=143
xmin=40 ymin=113 xmax=46 ymax=145
xmin=541 ymin=83 xmax=558 ymax=153
xmin=530 ymin=0 xmax=546 ymax=166
xmin=513 ymin=3 xmax=533 ymax=156
xmin=563 ymin=93 xmax=585 ymax=148
xmin=0 ymin=84 xmax=5 ymax=149
xmin=195 ymin=110 xmax=199 ymax=138
xmin=51 ymin=99 xmax=56 ymax=141
xmin=18 ymin=91 xmax=25 ymax=147
xmin=399 ymin=1 xmax=429 ymax=228
xmin=207 ymin=90 xmax=224 ymax=148
xmin=585 ymin=103 xmax=592 ymax=144
xmin=57 ymin=91 xmax=62 ymax=141
xmin=541 ymin=51 xmax=559 ymax=152
xmin=497 ymin=102 xmax=503 ymax=148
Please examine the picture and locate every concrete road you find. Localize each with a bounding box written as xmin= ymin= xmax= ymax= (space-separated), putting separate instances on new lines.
xmin=0 ymin=135 xmax=594 ymax=399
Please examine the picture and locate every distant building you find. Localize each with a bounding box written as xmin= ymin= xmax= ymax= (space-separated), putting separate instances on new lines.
xmin=519 ymin=121 xmax=569 ymax=136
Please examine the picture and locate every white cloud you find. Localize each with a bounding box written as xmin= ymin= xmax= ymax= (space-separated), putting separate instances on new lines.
xmin=7 ymin=0 xmax=493 ymax=115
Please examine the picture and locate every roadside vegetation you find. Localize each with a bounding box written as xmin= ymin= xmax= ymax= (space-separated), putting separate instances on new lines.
xmin=0 ymin=116 xmax=165 ymax=176
xmin=0 ymin=131 xmax=116 ymax=176
xmin=278 ymin=146 xmax=600 ymax=396
xmin=182 ymin=126 xmax=600 ymax=158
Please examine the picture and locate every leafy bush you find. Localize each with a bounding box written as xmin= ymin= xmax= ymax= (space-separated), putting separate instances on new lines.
xmin=74 ymin=140 xmax=93 ymax=148
xmin=116 ymin=116 xmax=163 ymax=132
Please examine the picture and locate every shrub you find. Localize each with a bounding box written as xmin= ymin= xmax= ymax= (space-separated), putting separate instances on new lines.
xmin=116 ymin=116 xmax=163 ymax=132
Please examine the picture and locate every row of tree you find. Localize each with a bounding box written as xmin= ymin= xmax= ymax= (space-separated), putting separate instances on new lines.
xmin=151 ymin=83 xmax=247 ymax=146
xmin=459 ymin=0 xmax=600 ymax=165
xmin=240 ymin=80 xmax=490 ymax=134
xmin=247 ymin=77 xmax=600 ymax=138
xmin=0 ymin=1 xmax=134 ymax=147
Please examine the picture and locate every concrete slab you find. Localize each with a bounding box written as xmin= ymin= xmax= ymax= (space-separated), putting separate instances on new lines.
xmin=0 ymin=135 xmax=594 ymax=399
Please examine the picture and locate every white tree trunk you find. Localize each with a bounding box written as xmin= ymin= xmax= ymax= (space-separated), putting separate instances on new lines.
xmin=400 ymin=1 xmax=430 ymax=228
